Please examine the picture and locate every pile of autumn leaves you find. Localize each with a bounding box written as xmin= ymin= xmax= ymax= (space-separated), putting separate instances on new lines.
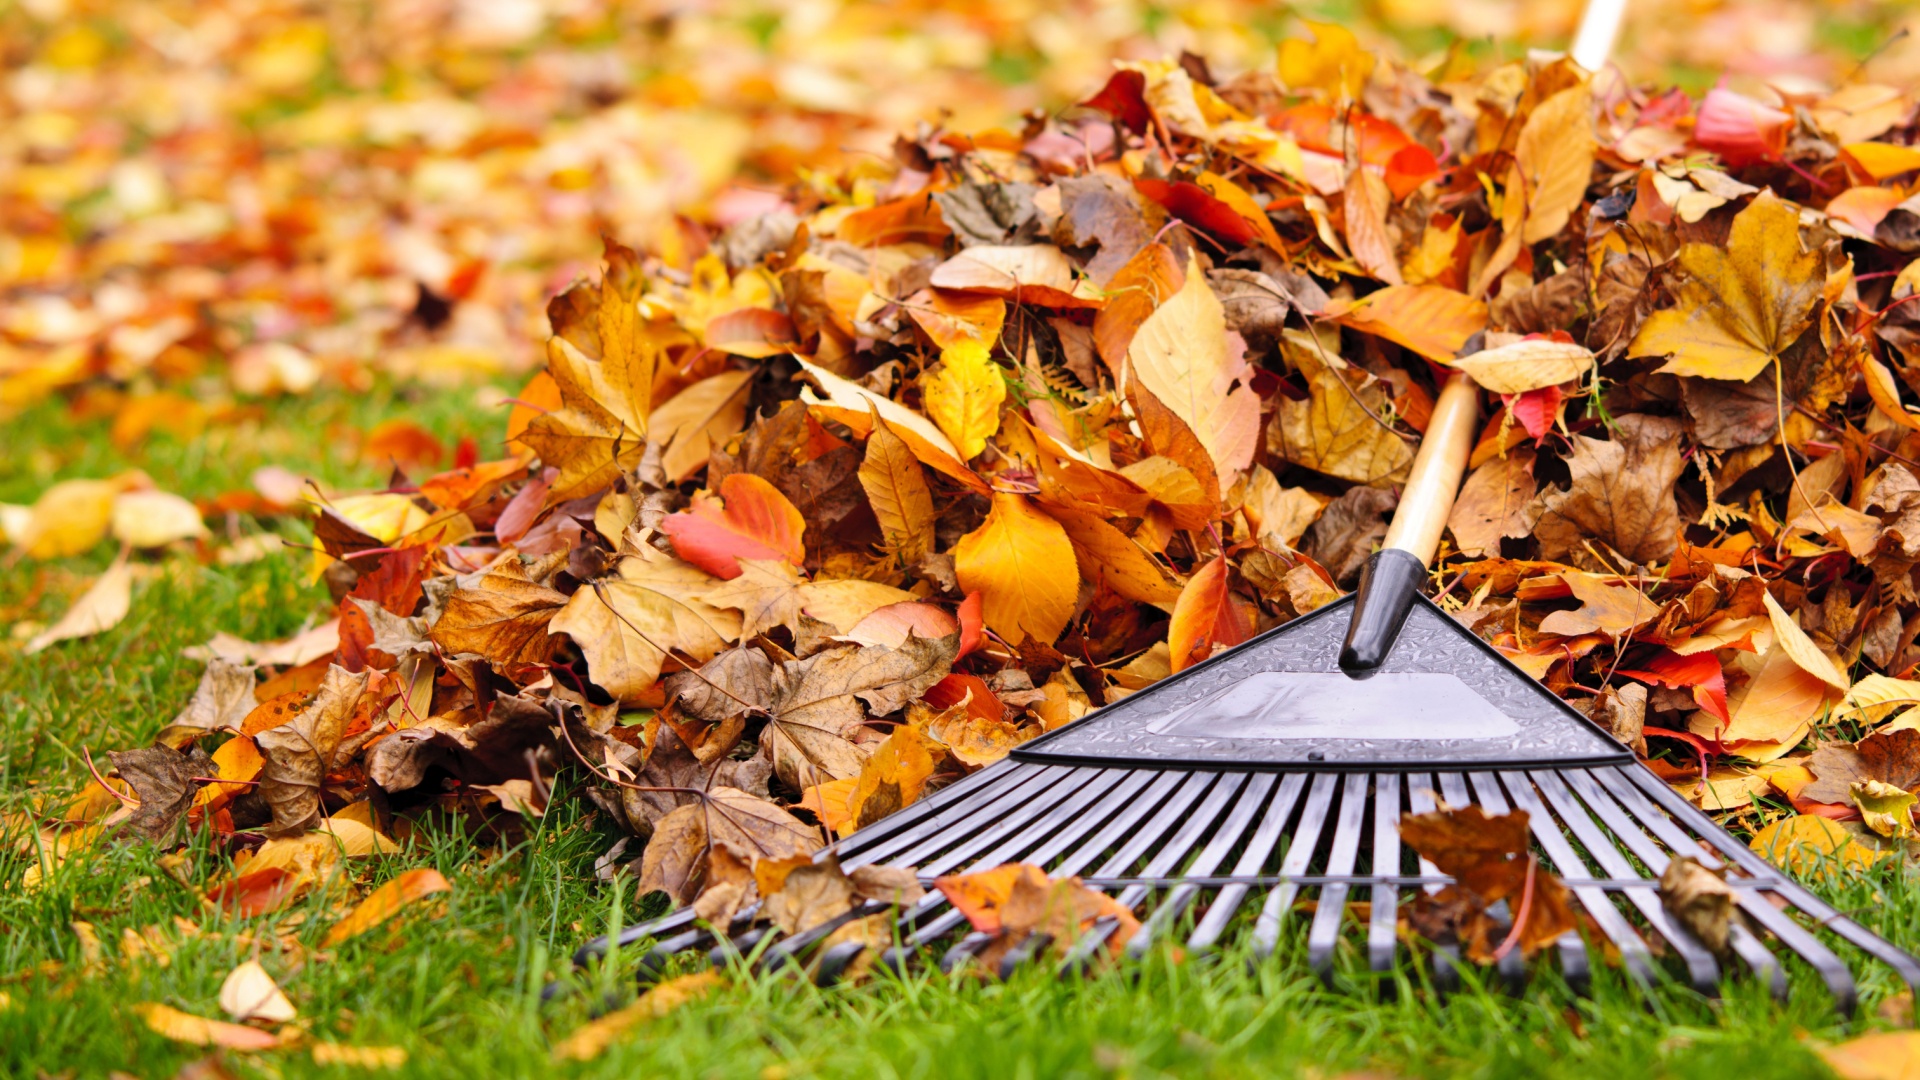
xmin=49 ymin=24 xmax=1920 ymax=974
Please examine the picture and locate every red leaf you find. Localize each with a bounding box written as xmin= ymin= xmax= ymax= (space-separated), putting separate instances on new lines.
xmin=1079 ymin=70 xmax=1151 ymax=133
xmin=660 ymin=473 xmax=806 ymax=580
xmin=1166 ymin=557 xmax=1253 ymax=672
xmin=1617 ymin=649 xmax=1730 ymax=725
xmin=924 ymin=673 xmax=1005 ymax=722
xmin=957 ymin=591 xmax=984 ymax=658
xmin=1506 ymin=386 xmax=1563 ymax=440
xmin=1133 ymin=179 xmax=1261 ymax=247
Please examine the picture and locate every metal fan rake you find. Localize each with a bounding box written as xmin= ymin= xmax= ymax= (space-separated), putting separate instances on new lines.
xmin=575 ymin=593 xmax=1920 ymax=1013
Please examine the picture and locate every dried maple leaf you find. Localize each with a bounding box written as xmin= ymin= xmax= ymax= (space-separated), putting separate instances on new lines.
xmin=1532 ymin=413 xmax=1685 ymax=565
xmin=638 ymin=787 xmax=820 ymax=907
xmin=254 ymin=665 xmax=373 ymax=834
xmin=762 ymin=637 xmax=956 ymax=789
xmin=1629 ymin=191 xmax=1823 ymax=382
xmin=108 ymin=744 xmax=213 ymax=842
xmin=429 ymin=556 xmax=568 ymax=668
xmin=548 ymin=546 xmax=741 ymax=703
xmin=1398 ymin=805 xmax=1578 ymax=963
xmin=1270 ymin=339 xmax=1414 ymax=486
xmin=1447 ymin=449 xmax=1539 ymax=557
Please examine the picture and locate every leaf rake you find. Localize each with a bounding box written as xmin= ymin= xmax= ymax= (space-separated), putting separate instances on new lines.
xmin=574 ymin=371 xmax=1920 ymax=1013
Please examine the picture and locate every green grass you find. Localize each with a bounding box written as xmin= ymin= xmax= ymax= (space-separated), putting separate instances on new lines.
xmin=3 ymin=388 xmax=1918 ymax=1078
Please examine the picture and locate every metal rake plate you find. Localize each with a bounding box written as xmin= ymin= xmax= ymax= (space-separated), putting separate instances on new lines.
xmin=577 ymin=759 xmax=1920 ymax=1012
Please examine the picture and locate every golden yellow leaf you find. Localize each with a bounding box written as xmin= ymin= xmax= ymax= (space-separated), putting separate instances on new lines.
xmin=1763 ymin=590 xmax=1850 ymax=689
xmin=1704 ymin=646 xmax=1837 ymax=745
xmin=1270 ymin=338 xmax=1414 ymax=485
xmin=1820 ymin=1031 xmax=1920 ymax=1080
xmin=1515 ymin=84 xmax=1597 ymax=245
xmin=1750 ymin=814 xmax=1887 ymax=876
xmin=954 ymin=493 xmax=1078 ymax=645
xmin=25 ymin=553 xmax=132 ymax=655
xmin=1040 ymin=503 xmax=1183 ymax=605
xmin=648 ymin=369 xmax=755 ymax=483
xmin=134 ymin=1002 xmax=279 ymax=1051
xmin=551 ymin=971 xmax=726 ymax=1062
xmin=797 ymin=357 xmax=985 ymax=492
xmin=1323 ymin=285 xmax=1488 ymax=363
xmin=1629 ymin=191 xmax=1822 ymax=382
xmin=920 ymin=339 xmax=1006 ymax=461
xmin=1277 ymin=21 xmax=1375 ymax=98
xmin=323 ymin=868 xmax=451 ymax=946
xmin=1238 ymin=465 xmax=1329 ymax=552
xmin=1836 ymin=674 xmax=1920 ymax=727
xmin=311 ymin=1044 xmax=408 ymax=1070
xmin=858 ymin=413 xmax=936 ymax=563
xmin=14 ymin=477 xmax=118 ymax=559
xmin=1126 ymin=253 xmax=1260 ymax=487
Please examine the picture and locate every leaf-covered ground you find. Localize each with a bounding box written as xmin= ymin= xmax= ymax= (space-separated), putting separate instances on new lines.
xmin=16 ymin=1 xmax=1920 ymax=1076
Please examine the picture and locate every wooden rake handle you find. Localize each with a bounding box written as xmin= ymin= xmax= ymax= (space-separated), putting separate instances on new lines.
xmin=1339 ymin=372 xmax=1480 ymax=673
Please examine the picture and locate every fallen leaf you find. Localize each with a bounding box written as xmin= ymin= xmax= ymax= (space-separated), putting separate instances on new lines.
xmin=324 ymin=868 xmax=452 ymax=946
xmin=1450 ymin=339 xmax=1594 ymax=395
xmin=1324 ymin=285 xmax=1487 ymax=363
xmin=549 ymin=546 xmax=741 ymax=702
xmin=218 ymin=960 xmax=297 ymax=1023
xmin=25 ymin=552 xmax=133 ymax=654
xmin=1447 ymin=449 xmax=1538 ymax=556
xmin=134 ymin=1003 xmax=279 ymax=1051
xmin=1532 ymin=413 xmax=1685 ymax=564
xmin=858 ymin=414 xmax=937 ymax=563
xmin=427 ymin=557 xmax=567 ymax=667
xmin=1166 ymin=557 xmax=1253 ymax=672
xmin=954 ymin=493 xmax=1079 ymax=645
xmin=1270 ymin=337 xmax=1414 ymax=485
xmin=310 ymin=1045 xmax=408 ymax=1070
xmin=660 ymin=473 xmax=807 ymax=580
xmin=921 ymin=339 xmax=1007 ymax=461
xmin=1126 ymin=253 xmax=1260 ymax=487
xmin=1656 ymin=855 xmax=1733 ymax=958
xmin=550 ymin=971 xmax=725 ymax=1062
xmin=639 ymin=787 xmax=820 ymax=906
xmin=254 ymin=665 xmax=371 ymax=834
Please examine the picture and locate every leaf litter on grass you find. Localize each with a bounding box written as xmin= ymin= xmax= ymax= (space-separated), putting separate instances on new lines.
xmin=13 ymin=0 xmax=1920 ymax=1072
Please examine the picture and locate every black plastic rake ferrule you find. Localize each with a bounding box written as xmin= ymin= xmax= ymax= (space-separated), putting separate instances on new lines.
xmin=1339 ymin=548 xmax=1427 ymax=675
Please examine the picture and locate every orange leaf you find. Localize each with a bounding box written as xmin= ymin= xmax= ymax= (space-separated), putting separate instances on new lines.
xmin=323 ymin=868 xmax=452 ymax=946
xmin=934 ymin=863 xmax=1045 ymax=934
xmin=1325 ymin=285 xmax=1487 ymax=363
xmin=659 ymin=474 xmax=806 ymax=580
xmin=1167 ymin=557 xmax=1253 ymax=672
xmin=135 ymin=1003 xmax=280 ymax=1051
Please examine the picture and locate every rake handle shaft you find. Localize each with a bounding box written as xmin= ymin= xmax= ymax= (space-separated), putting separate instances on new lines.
xmin=1340 ymin=373 xmax=1480 ymax=673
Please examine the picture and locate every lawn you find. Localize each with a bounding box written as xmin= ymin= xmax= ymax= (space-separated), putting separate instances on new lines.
xmin=2 ymin=390 xmax=1915 ymax=1079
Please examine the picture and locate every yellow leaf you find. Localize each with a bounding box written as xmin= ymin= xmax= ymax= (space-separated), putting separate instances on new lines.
xmin=1844 ymin=141 xmax=1920 ymax=181
xmin=648 ymin=369 xmax=755 ymax=483
xmin=797 ymin=357 xmax=986 ymax=492
xmin=1449 ymin=339 xmax=1594 ymax=395
xmin=25 ymin=553 xmax=132 ymax=655
xmin=1763 ymin=589 xmax=1850 ymax=689
xmin=1127 ymin=254 xmax=1260 ymax=487
xmin=15 ymin=477 xmax=118 ymax=559
xmin=134 ymin=1002 xmax=279 ymax=1051
xmin=920 ymin=339 xmax=1006 ymax=461
xmin=1630 ymin=191 xmax=1822 ymax=382
xmin=311 ymin=1044 xmax=409 ymax=1070
xmin=551 ymin=972 xmax=725 ymax=1061
xmin=1277 ymin=21 xmax=1375 ymax=98
xmin=1749 ymin=814 xmax=1887 ymax=876
xmin=1854 ymin=779 xmax=1917 ymax=839
xmin=1271 ymin=336 xmax=1414 ymax=485
xmin=954 ymin=493 xmax=1078 ymax=645
xmin=548 ymin=546 xmax=741 ymax=701
xmin=323 ymin=868 xmax=451 ymax=946
xmin=1820 ymin=1031 xmax=1920 ymax=1080
xmin=1040 ymin=503 xmax=1183 ymax=606
xmin=859 ymin=414 xmax=936 ymax=563
xmin=218 ymin=959 xmax=297 ymax=1023
xmin=1837 ymin=674 xmax=1920 ymax=727
xmin=110 ymin=490 xmax=206 ymax=548
xmin=1515 ymin=84 xmax=1598 ymax=245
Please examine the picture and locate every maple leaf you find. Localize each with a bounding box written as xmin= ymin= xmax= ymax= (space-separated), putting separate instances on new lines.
xmin=1532 ymin=413 xmax=1685 ymax=564
xmin=1629 ymin=190 xmax=1823 ymax=382
xmin=548 ymin=545 xmax=741 ymax=703
xmin=638 ymin=787 xmax=820 ymax=907
xmin=428 ymin=556 xmax=568 ymax=668
xmin=1398 ymin=806 xmax=1578 ymax=963
xmin=1447 ymin=449 xmax=1539 ymax=557
xmin=1269 ymin=337 xmax=1414 ymax=486
xmin=763 ymin=637 xmax=956 ymax=789
xmin=254 ymin=665 xmax=373 ymax=835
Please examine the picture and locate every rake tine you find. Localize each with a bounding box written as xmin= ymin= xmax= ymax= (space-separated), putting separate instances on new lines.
xmin=1307 ymin=773 xmax=1372 ymax=984
xmin=1187 ymin=772 xmax=1309 ymax=953
xmin=998 ymin=933 xmax=1055 ymax=980
xmin=1598 ymin=768 xmax=1870 ymax=1013
xmin=1404 ymin=773 xmax=1465 ymax=994
xmin=574 ymin=908 xmax=700 ymax=970
xmin=842 ymin=764 xmax=1079 ymax=870
xmin=1055 ymin=774 xmax=1245 ymax=976
xmin=1368 ymin=772 xmax=1403 ymax=977
xmin=814 ymin=941 xmax=868 ymax=987
xmin=1436 ymin=772 xmax=1473 ymax=809
xmin=1514 ymin=771 xmax=1721 ymax=994
xmin=1560 ymin=770 xmax=1785 ymax=1000
xmin=1252 ymin=773 xmax=1342 ymax=959
xmin=833 ymin=759 xmax=1024 ymax=860
xmin=886 ymin=771 xmax=1180 ymax=966
xmin=890 ymin=767 xmax=1115 ymax=876
xmin=1128 ymin=773 xmax=1278 ymax=959
xmin=1489 ymin=772 xmax=1659 ymax=989
xmin=1588 ymin=769 xmax=1850 ymax=1003
xmin=1465 ymin=774 xmax=1529 ymax=993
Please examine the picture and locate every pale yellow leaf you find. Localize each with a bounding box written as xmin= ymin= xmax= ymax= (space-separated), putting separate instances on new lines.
xmin=1127 ymin=253 xmax=1259 ymax=487
xmin=1450 ymin=339 xmax=1594 ymax=394
xmin=1764 ymin=590 xmax=1850 ymax=689
xmin=218 ymin=959 xmax=297 ymax=1023
xmin=25 ymin=554 xmax=132 ymax=654
xmin=110 ymin=490 xmax=206 ymax=548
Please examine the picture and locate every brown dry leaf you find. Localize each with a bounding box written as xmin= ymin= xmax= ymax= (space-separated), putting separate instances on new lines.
xmin=1270 ymin=340 xmax=1414 ymax=486
xmin=762 ymin=853 xmax=857 ymax=934
xmin=1447 ymin=449 xmax=1538 ymax=556
xmin=954 ymin=493 xmax=1080 ymax=645
xmin=650 ymin=369 xmax=756 ymax=483
xmin=1532 ymin=414 xmax=1685 ymax=564
xmin=323 ymin=868 xmax=452 ymax=946
xmin=550 ymin=972 xmax=726 ymax=1062
xmin=1450 ymin=340 xmax=1594 ymax=395
xmin=763 ymin=637 xmax=956 ymax=789
xmin=1629 ymin=191 xmax=1823 ymax=382
xmin=638 ymin=787 xmax=820 ymax=906
xmin=1656 ymin=855 xmax=1734 ymax=958
xmin=429 ymin=558 xmax=567 ymax=667
xmin=109 ymin=744 xmax=212 ymax=842
xmin=1398 ymin=806 xmax=1578 ymax=962
xmin=254 ymin=665 xmax=371 ymax=835
xmin=1537 ymin=572 xmax=1653 ymax=638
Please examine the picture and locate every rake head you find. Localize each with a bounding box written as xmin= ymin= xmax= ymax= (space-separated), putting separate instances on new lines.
xmin=574 ymin=589 xmax=1920 ymax=1013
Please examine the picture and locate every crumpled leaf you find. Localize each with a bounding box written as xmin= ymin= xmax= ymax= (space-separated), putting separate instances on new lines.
xmin=1399 ymin=806 xmax=1578 ymax=963
xmin=1656 ymin=855 xmax=1734 ymax=958
xmin=428 ymin=557 xmax=567 ymax=667
xmin=1270 ymin=339 xmax=1414 ymax=486
xmin=109 ymin=744 xmax=213 ymax=842
xmin=638 ymin=787 xmax=820 ymax=907
xmin=549 ymin=546 xmax=741 ymax=702
xmin=1852 ymin=779 xmax=1917 ymax=839
xmin=254 ymin=665 xmax=372 ymax=834
xmin=1533 ymin=413 xmax=1685 ymax=564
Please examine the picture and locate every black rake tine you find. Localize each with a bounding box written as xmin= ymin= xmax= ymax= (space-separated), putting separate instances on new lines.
xmin=1251 ymin=772 xmax=1341 ymax=959
xmin=1128 ymin=773 xmax=1278 ymax=959
xmin=1307 ymin=773 xmax=1371 ymax=983
xmin=1187 ymin=772 xmax=1309 ymax=952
